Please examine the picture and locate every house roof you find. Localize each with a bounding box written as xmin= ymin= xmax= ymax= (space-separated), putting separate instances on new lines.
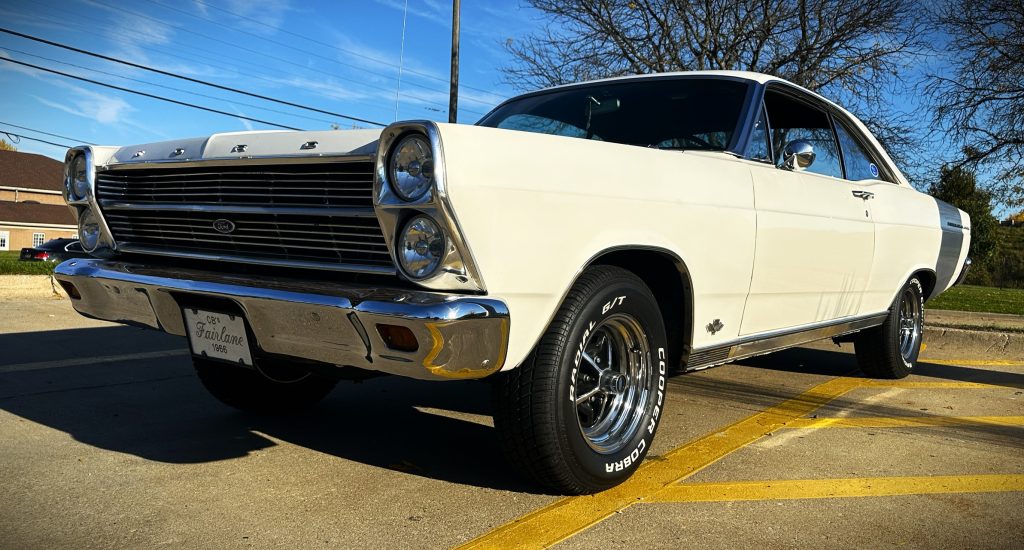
xmin=0 ymin=200 xmax=75 ymax=226
xmin=0 ymin=150 xmax=64 ymax=192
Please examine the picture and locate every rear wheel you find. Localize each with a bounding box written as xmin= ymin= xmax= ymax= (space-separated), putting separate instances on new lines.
xmin=854 ymin=277 xmax=924 ymax=379
xmin=493 ymin=266 xmax=669 ymax=494
xmin=194 ymin=357 xmax=338 ymax=413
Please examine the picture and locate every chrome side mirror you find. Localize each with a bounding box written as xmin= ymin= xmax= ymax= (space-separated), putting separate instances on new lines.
xmin=782 ymin=140 xmax=816 ymax=171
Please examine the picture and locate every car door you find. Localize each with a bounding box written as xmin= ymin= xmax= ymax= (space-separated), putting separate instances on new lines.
xmin=739 ymin=87 xmax=876 ymax=335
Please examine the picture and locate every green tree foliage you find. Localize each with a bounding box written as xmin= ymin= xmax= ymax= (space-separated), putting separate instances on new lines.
xmin=928 ymin=166 xmax=1001 ymax=282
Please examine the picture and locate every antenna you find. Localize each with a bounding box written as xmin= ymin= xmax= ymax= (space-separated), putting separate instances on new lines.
xmin=395 ymin=0 xmax=409 ymax=121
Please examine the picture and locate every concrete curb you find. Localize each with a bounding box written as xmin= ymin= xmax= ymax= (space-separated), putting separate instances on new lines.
xmin=0 ymin=274 xmax=63 ymax=301
xmin=923 ymin=326 xmax=1023 ymax=361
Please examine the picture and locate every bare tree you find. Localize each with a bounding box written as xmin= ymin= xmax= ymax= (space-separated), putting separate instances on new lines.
xmin=503 ymin=0 xmax=924 ymax=166
xmin=927 ymin=0 xmax=1024 ymax=208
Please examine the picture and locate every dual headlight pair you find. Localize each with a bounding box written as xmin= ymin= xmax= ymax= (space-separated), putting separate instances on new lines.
xmin=387 ymin=134 xmax=446 ymax=280
xmin=66 ymin=152 xmax=103 ymax=253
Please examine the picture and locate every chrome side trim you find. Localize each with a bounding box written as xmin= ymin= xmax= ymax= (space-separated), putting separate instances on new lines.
xmin=685 ymin=312 xmax=889 ymax=371
xmin=55 ymin=259 xmax=508 ymax=381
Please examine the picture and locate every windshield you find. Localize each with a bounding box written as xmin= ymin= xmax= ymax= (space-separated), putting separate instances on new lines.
xmin=477 ymin=77 xmax=752 ymax=151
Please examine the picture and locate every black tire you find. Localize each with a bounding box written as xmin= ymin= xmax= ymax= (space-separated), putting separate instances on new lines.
xmin=854 ymin=277 xmax=925 ymax=379
xmin=194 ymin=357 xmax=338 ymax=413
xmin=492 ymin=265 xmax=669 ymax=494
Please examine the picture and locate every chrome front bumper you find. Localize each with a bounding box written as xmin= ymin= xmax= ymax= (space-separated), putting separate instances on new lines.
xmin=54 ymin=259 xmax=509 ymax=381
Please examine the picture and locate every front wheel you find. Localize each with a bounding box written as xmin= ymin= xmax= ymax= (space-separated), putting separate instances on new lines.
xmin=854 ymin=277 xmax=925 ymax=379
xmin=493 ymin=266 xmax=669 ymax=494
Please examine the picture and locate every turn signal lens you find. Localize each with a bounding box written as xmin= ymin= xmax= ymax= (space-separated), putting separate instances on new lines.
xmin=377 ymin=324 xmax=419 ymax=352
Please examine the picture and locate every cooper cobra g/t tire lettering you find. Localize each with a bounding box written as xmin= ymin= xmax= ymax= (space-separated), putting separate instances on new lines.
xmin=853 ymin=277 xmax=925 ymax=379
xmin=194 ymin=357 xmax=338 ymax=413
xmin=493 ymin=266 xmax=669 ymax=494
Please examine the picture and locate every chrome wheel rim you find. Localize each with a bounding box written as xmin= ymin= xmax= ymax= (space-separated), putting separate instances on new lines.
xmin=898 ymin=287 xmax=922 ymax=361
xmin=573 ymin=313 xmax=652 ymax=454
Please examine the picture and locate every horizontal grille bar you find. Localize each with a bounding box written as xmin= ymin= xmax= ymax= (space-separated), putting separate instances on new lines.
xmin=96 ymin=159 xmax=394 ymax=272
xmin=96 ymin=160 xmax=376 ymax=208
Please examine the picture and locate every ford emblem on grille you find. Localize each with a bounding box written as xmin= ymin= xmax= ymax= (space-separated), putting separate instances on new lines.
xmin=212 ymin=219 xmax=236 ymax=234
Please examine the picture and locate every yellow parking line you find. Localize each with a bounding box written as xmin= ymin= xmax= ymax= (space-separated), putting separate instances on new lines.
xmin=454 ymin=376 xmax=864 ymax=550
xmin=862 ymin=381 xmax=1003 ymax=389
xmin=786 ymin=415 xmax=1024 ymax=429
xmin=920 ymin=359 xmax=1024 ymax=368
xmin=646 ymin=474 xmax=1024 ymax=503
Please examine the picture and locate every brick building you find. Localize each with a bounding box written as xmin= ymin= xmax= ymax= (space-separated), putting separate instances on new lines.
xmin=0 ymin=150 xmax=76 ymax=251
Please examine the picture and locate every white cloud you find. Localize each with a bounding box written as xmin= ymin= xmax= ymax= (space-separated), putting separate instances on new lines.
xmin=224 ymin=0 xmax=291 ymax=35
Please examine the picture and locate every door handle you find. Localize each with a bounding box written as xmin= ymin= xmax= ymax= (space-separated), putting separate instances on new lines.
xmin=852 ymin=190 xmax=874 ymax=200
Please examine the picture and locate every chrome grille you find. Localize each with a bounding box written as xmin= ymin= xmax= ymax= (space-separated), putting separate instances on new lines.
xmin=95 ymin=159 xmax=395 ymax=273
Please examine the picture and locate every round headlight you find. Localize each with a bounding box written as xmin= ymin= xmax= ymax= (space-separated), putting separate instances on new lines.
xmin=71 ymin=154 xmax=89 ymax=200
xmin=78 ymin=207 xmax=101 ymax=252
xmin=388 ymin=134 xmax=434 ymax=201
xmin=398 ymin=215 xmax=445 ymax=279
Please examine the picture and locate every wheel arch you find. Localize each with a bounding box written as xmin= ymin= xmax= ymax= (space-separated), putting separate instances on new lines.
xmin=909 ymin=268 xmax=937 ymax=303
xmin=585 ymin=246 xmax=694 ymax=370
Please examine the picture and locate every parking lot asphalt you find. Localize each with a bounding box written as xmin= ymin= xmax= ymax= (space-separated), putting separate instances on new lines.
xmin=1 ymin=298 xmax=1021 ymax=549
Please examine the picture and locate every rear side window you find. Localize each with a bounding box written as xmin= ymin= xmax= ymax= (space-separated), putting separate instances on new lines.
xmin=763 ymin=90 xmax=843 ymax=179
xmin=834 ymin=121 xmax=883 ymax=182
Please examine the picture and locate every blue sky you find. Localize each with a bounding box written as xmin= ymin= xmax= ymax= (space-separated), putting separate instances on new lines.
xmin=0 ymin=0 xmax=541 ymax=160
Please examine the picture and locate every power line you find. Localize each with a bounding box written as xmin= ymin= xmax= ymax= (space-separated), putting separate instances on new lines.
xmin=151 ymin=0 xmax=505 ymax=104
xmin=0 ymin=27 xmax=389 ymax=127
xmin=0 ymin=56 xmax=304 ymax=131
xmin=1 ymin=130 xmax=70 ymax=149
xmin=3 ymin=46 xmax=343 ymax=128
xmin=0 ymin=120 xmax=94 ymax=145
xmin=190 ymin=0 xmax=505 ymax=100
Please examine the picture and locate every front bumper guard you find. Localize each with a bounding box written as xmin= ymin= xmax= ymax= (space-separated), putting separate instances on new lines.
xmin=54 ymin=259 xmax=509 ymax=381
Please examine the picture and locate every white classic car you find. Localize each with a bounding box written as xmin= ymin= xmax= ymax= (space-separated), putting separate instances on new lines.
xmin=56 ymin=71 xmax=971 ymax=494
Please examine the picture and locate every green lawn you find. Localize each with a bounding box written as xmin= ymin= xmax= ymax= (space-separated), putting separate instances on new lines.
xmin=0 ymin=251 xmax=56 ymax=275
xmin=928 ymin=284 xmax=1024 ymax=315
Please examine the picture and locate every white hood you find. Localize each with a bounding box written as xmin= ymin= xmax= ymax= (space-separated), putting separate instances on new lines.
xmin=100 ymin=129 xmax=383 ymax=166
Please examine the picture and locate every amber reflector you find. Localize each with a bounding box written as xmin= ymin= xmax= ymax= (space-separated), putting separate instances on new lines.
xmin=58 ymin=280 xmax=81 ymax=300
xmin=376 ymin=324 xmax=418 ymax=352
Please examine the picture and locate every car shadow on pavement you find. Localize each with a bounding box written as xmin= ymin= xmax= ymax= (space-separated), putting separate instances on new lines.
xmin=0 ymin=326 xmax=537 ymax=493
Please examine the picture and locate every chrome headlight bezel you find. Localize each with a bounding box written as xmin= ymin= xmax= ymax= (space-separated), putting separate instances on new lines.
xmin=373 ymin=122 xmax=486 ymax=293
xmin=63 ymin=146 xmax=116 ymax=255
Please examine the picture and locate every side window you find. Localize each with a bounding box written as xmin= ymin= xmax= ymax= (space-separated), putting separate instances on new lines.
xmin=746 ymin=104 xmax=771 ymax=162
xmin=763 ymin=90 xmax=843 ymax=179
xmin=834 ymin=121 xmax=882 ymax=181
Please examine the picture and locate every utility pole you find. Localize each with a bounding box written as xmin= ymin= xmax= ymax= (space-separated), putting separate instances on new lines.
xmin=448 ymin=0 xmax=460 ymax=123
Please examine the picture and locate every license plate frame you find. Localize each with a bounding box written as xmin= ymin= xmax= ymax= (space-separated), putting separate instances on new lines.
xmin=182 ymin=308 xmax=254 ymax=367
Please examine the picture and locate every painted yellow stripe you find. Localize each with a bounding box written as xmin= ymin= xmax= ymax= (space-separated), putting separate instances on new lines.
xmin=453 ymin=377 xmax=863 ymax=550
xmin=862 ymin=381 xmax=1003 ymax=389
xmin=786 ymin=415 xmax=1024 ymax=429
xmin=920 ymin=359 xmax=1024 ymax=367
xmin=646 ymin=474 xmax=1024 ymax=503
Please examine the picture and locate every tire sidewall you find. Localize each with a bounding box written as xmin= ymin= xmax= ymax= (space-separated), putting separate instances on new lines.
xmin=555 ymin=277 xmax=668 ymax=488
xmin=896 ymin=277 xmax=925 ymax=369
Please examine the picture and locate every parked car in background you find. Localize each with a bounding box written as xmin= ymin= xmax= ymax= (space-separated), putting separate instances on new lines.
xmin=54 ymin=71 xmax=971 ymax=494
xmin=19 ymin=238 xmax=89 ymax=262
